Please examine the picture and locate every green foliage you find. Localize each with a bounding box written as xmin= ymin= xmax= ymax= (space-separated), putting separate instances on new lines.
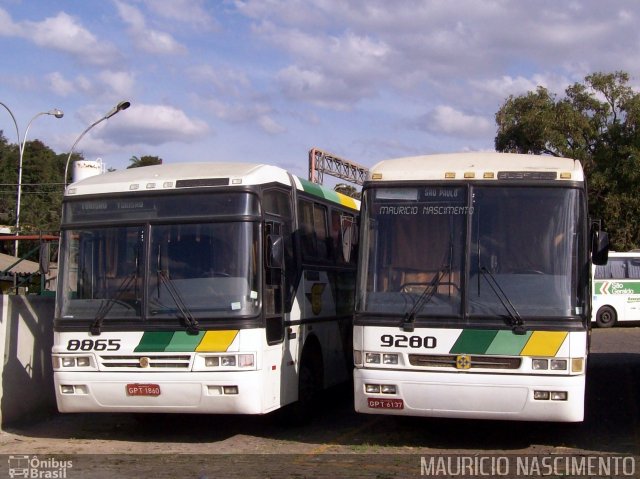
xmin=495 ymin=71 xmax=640 ymax=250
xmin=19 ymin=140 xmax=67 ymax=233
xmin=0 ymin=134 xmax=69 ymax=255
xmin=0 ymin=137 xmax=67 ymax=231
xmin=334 ymin=183 xmax=361 ymax=199
xmin=127 ymin=155 xmax=162 ymax=168
xmin=0 ymin=140 xmax=167 ymax=254
xmin=0 ymin=131 xmax=19 ymax=226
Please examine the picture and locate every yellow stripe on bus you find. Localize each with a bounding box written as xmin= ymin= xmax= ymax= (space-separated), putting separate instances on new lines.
xmin=195 ymin=330 xmax=239 ymax=352
xmin=520 ymin=331 xmax=568 ymax=357
xmin=337 ymin=193 xmax=358 ymax=210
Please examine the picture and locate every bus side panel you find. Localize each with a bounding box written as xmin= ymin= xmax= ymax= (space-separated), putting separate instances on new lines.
xmin=297 ymin=269 xmax=350 ymax=388
xmin=592 ymin=255 xmax=640 ymax=324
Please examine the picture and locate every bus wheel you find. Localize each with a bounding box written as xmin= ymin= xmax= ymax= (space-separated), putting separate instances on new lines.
xmin=287 ymin=350 xmax=323 ymax=425
xmin=596 ymin=306 xmax=617 ymax=328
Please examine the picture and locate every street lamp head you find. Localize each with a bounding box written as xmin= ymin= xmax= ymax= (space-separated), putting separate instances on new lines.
xmin=50 ymin=108 xmax=64 ymax=119
xmin=64 ymin=100 xmax=131 ymax=187
xmin=105 ymin=100 xmax=131 ymax=119
xmin=117 ymin=100 xmax=131 ymax=111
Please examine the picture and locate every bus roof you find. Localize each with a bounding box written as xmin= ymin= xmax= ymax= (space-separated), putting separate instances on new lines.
xmin=65 ymin=162 xmax=359 ymax=210
xmin=368 ymin=152 xmax=584 ymax=182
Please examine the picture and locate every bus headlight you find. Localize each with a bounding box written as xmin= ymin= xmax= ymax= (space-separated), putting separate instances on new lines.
xmin=365 ymin=384 xmax=397 ymax=394
xmin=365 ymin=353 xmax=381 ymax=364
xmin=532 ymin=359 xmax=548 ymax=370
xmin=383 ymin=354 xmax=399 ymax=365
xmin=365 ymin=384 xmax=380 ymax=393
xmin=200 ymin=354 xmax=255 ymax=370
xmin=533 ymin=390 xmax=550 ymax=400
xmin=220 ymin=356 xmax=236 ymax=367
xmin=381 ymin=385 xmax=397 ymax=394
xmin=550 ymin=391 xmax=568 ymax=401
xmin=532 ymin=357 xmax=578 ymax=373
xmin=205 ymin=356 xmax=220 ymax=367
xmin=62 ymin=357 xmax=75 ymax=367
xmin=53 ymin=355 xmax=94 ymax=369
xmin=364 ymin=352 xmax=398 ymax=365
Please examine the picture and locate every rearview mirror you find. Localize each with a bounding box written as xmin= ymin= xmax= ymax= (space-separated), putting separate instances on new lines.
xmin=592 ymin=230 xmax=609 ymax=266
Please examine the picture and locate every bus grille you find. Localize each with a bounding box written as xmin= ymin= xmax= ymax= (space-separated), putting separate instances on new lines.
xmin=408 ymin=354 xmax=521 ymax=370
xmin=99 ymin=355 xmax=192 ymax=370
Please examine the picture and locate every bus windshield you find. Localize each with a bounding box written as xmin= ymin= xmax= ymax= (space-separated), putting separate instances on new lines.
xmin=357 ymin=185 xmax=584 ymax=320
xmin=58 ymin=221 xmax=259 ymax=323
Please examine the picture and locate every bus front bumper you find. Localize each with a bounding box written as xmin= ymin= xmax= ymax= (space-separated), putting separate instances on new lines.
xmin=354 ymin=368 xmax=585 ymax=422
xmin=54 ymin=370 xmax=273 ymax=415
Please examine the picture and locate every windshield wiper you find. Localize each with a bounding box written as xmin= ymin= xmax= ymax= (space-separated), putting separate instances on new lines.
xmin=401 ymin=265 xmax=448 ymax=332
xmin=91 ymin=231 xmax=142 ymax=336
xmin=90 ymin=273 xmax=137 ymax=336
xmin=479 ymin=267 xmax=526 ymax=335
xmin=157 ymin=270 xmax=200 ymax=335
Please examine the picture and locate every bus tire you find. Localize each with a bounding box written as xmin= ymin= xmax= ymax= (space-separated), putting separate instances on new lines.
xmin=287 ymin=344 xmax=323 ymax=425
xmin=595 ymin=305 xmax=617 ymax=328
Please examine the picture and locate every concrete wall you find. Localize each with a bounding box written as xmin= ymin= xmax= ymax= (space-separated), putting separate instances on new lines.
xmin=0 ymin=294 xmax=56 ymax=426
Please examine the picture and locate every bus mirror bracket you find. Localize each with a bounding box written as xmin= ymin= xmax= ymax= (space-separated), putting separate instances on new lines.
xmin=267 ymin=234 xmax=284 ymax=269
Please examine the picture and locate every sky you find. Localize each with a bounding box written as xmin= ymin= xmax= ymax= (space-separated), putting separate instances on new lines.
xmin=0 ymin=0 xmax=639 ymax=185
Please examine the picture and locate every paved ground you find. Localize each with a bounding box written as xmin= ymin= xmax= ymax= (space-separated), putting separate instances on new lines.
xmin=0 ymin=327 xmax=639 ymax=478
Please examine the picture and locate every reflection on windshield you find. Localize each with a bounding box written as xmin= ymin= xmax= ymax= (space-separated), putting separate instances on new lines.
xmin=357 ymin=185 xmax=584 ymax=320
xmin=60 ymin=227 xmax=143 ymax=320
xmin=148 ymin=223 xmax=259 ymax=319
xmin=59 ymin=222 xmax=259 ymax=321
xmin=358 ymin=186 xmax=466 ymax=317
xmin=469 ymin=187 xmax=581 ymax=317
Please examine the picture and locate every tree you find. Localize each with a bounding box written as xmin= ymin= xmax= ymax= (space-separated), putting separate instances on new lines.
xmin=0 ymin=142 xmax=167 ymax=243
xmin=334 ymin=183 xmax=361 ymax=200
xmin=0 ymin=131 xmax=19 ymax=227
xmin=495 ymin=71 xmax=640 ymax=250
xmin=0 ymin=134 xmax=68 ymax=256
xmin=127 ymin=155 xmax=162 ymax=168
xmin=19 ymin=140 xmax=67 ymax=234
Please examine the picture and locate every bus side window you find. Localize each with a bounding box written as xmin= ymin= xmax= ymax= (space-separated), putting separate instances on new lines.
xmin=628 ymin=259 xmax=640 ymax=279
xmin=609 ymin=258 xmax=627 ymax=279
xmin=263 ymin=188 xmax=295 ymax=312
xmin=594 ymin=264 xmax=609 ymax=279
xmin=299 ymin=199 xmax=329 ymax=260
xmin=331 ymin=210 xmax=357 ymax=264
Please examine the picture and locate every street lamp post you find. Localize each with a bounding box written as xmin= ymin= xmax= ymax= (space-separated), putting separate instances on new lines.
xmin=15 ymin=109 xmax=64 ymax=255
xmin=64 ymin=100 xmax=131 ymax=187
xmin=1 ymin=102 xmax=64 ymax=256
xmin=0 ymin=102 xmax=20 ymax=152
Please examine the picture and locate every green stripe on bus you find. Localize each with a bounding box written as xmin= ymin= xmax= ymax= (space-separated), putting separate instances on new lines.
xmin=298 ymin=177 xmax=359 ymax=210
xmin=164 ymin=331 xmax=205 ymax=352
xmin=485 ymin=329 xmax=532 ymax=355
xmin=593 ymin=280 xmax=640 ymax=294
xmin=134 ymin=331 xmax=175 ymax=352
xmin=449 ymin=329 xmax=499 ymax=354
xmin=299 ymin=178 xmax=328 ymax=199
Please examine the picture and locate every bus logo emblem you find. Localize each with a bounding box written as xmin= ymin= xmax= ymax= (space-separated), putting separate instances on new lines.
xmin=139 ymin=357 xmax=150 ymax=368
xmin=455 ymin=355 xmax=471 ymax=370
xmin=310 ymin=283 xmax=326 ymax=315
